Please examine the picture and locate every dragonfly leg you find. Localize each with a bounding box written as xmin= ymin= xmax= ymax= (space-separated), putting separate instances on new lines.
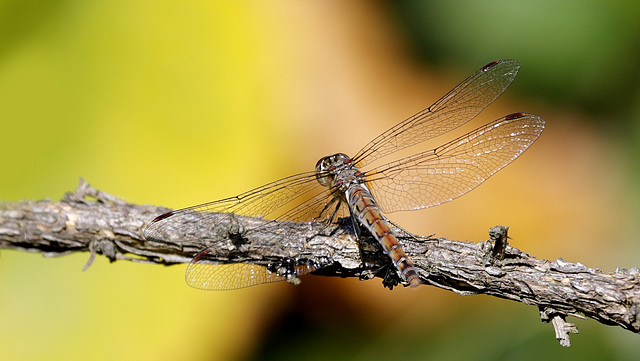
xmin=387 ymin=219 xmax=435 ymax=243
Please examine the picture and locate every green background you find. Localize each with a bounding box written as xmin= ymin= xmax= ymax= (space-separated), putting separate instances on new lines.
xmin=2 ymin=1 xmax=639 ymax=360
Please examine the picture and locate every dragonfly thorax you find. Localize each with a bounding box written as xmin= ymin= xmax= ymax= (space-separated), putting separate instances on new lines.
xmin=315 ymin=153 xmax=359 ymax=188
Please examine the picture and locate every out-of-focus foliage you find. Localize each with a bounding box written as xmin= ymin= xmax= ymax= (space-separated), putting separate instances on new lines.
xmin=1 ymin=1 xmax=639 ymax=360
xmin=393 ymin=0 xmax=640 ymax=119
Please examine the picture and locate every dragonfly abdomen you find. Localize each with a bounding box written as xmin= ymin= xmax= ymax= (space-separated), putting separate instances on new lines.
xmin=346 ymin=185 xmax=421 ymax=287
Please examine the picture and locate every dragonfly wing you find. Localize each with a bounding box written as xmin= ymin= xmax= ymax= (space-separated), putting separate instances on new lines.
xmin=353 ymin=59 xmax=521 ymax=166
xmin=365 ymin=113 xmax=544 ymax=213
xmin=186 ymin=249 xmax=322 ymax=290
xmin=143 ymin=171 xmax=323 ymax=243
xmin=276 ymin=187 xmax=351 ymax=224
xmin=143 ymin=170 xmax=342 ymax=289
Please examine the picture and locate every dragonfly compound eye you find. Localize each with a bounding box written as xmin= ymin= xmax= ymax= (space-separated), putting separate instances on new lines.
xmin=315 ymin=156 xmax=334 ymax=187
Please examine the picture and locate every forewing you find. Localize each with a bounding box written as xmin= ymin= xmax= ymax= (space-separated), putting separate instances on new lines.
xmin=365 ymin=113 xmax=544 ymax=213
xmin=143 ymin=170 xmax=341 ymax=290
xmin=276 ymin=186 xmax=351 ymax=224
xmin=353 ymin=59 xmax=521 ymax=166
xmin=143 ymin=171 xmax=324 ymax=244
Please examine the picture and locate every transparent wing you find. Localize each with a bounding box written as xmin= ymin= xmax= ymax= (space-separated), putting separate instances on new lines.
xmin=143 ymin=171 xmax=343 ymax=290
xmin=185 ymin=249 xmax=321 ymax=290
xmin=143 ymin=171 xmax=329 ymax=244
xmin=364 ymin=113 xmax=544 ymax=213
xmin=188 ymin=263 xmax=286 ymax=290
xmin=353 ymin=59 xmax=521 ymax=166
xmin=277 ymin=187 xmax=351 ymax=224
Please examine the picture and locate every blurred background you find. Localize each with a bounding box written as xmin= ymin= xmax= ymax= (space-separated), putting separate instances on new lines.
xmin=1 ymin=0 xmax=639 ymax=360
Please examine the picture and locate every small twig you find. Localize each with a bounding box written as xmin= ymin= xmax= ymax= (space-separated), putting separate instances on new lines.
xmin=488 ymin=225 xmax=509 ymax=261
xmin=540 ymin=307 xmax=582 ymax=347
xmin=1 ymin=178 xmax=639 ymax=346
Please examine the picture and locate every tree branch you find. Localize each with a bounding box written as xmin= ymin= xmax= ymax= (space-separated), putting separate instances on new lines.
xmin=1 ymin=178 xmax=638 ymax=346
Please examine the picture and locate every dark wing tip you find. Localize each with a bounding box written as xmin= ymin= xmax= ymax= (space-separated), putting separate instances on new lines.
xmin=481 ymin=60 xmax=502 ymax=71
xmin=143 ymin=210 xmax=176 ymax=241
xmin=505 ymin=112 xmax=527 ymax=120
xmin=150 ymin=211 xmax=176 ymax=223
xmin=480 ymin=58 xmax=521 ymax=73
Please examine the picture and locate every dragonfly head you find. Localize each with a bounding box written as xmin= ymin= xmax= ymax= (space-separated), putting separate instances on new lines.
xmin=315 ymin=153 xmax=352 ymax=187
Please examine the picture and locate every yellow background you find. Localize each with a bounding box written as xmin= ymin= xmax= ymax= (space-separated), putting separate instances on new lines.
xmin=1 ymin=1 xmax=639 ymax=360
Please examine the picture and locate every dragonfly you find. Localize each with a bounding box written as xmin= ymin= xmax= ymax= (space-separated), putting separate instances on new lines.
xmin=144 ymin=59 xmax=544 ymax=290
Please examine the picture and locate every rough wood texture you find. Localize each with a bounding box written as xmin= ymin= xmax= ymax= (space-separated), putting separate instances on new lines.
xmin=1 ymin=179 xmax=639 ymax=346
